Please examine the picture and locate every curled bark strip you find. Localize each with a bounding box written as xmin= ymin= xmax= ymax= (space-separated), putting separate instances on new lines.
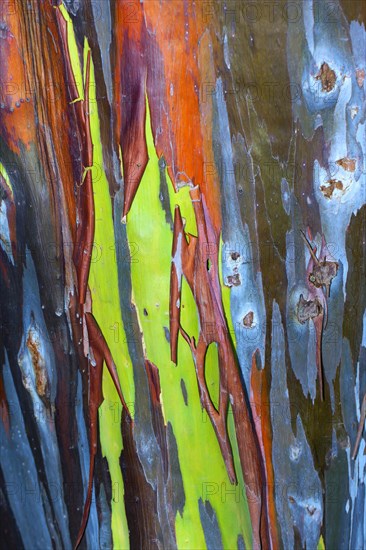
xmin=301 ymin=229 xmax=339 ymax=401
xmin=170 ymin=205 xmax=197 ymax=362
xmin=55 ymin=12 xmax=130 ymax=545
xmin=170 ymin=186 xmax=270 ymax=549
xmin=301 ymin=230 xmax=338 ymax=299
xmin=74 ymin=344 xmax=103 ymax=550
xmin=116 ymin=21 xmax=149 ymax=220
xmin=169 ymin=262 xmax=180 ymax=363
xmin=352 ymin=393 xmax=366 ymax=460
xmin=170 ymin=203 xmax=235 ymax=482
xmin=54 ymin=7 xmax=83 ymax=115
xmin=56 ymin=9 xmax=94 ymax=305
xmin=74 ymin=51 xmax=95 ymax=306
xmin=169 ymin=249 xmax=180 ymax=363
xmin=74 ymin=313 xmax=131 ymax=549
xmin=144 ymin=360 xmax=169 ymax=480
xmin=85 ymin=312 xmax=132 ymax=419
xmin=250 ymin=353 xmax=280 ymax=550
xmin=145 ymin=359 xmax=161 ymax=404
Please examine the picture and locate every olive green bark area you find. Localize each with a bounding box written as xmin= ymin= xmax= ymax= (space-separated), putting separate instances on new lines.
xmin=339 ymin=0 xmax=366 ymax=22
xmin=343 ymin=205 xmax=366 ymax=363
xmin=211 ymin=1 xmax=293 ymax=161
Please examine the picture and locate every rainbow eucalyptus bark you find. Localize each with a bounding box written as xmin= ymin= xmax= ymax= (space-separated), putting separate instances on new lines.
xmin=1 ymin=1 xmax=365 ymax=550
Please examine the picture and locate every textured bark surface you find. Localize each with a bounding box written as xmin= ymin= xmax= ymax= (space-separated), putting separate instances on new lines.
xmin=0 ymin=1 xmax=365 ymax=549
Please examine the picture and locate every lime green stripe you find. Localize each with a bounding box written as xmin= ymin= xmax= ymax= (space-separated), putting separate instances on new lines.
xmin=126 ymin=96 xmax=251 ymax=549
xmin=0 ymin=162 xmax=12 ymax=192
xmin=61 ymin=24 xmax=135 ymax=547
xmin=58 ymin=5 xmax=84 ymax=101
xmin=86 ymin=42 xmax=134 ymax=550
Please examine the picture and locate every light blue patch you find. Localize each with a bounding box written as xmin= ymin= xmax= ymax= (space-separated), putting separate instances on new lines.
xmin=213 ymin=77 xmax=266 ymax=389
xmin=0 ymin=351 xmax=53 ymax=549
xmin=18 ymin=250 xmax=72 ymax=548
xmin=340 ymin=340 xmax=366 ymax=547
xmin=271 ymin=301 xmax=323 ymax=549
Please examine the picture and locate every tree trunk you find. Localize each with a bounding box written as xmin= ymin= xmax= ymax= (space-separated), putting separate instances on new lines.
xmin=0 ymin=1 xmax=365 ymax=549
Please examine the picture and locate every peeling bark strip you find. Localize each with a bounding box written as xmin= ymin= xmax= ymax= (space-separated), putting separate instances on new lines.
xmin=55 ymin=8 xmax=94 ymax=306
xmin=75 ymin=312 xmax=131 ymax=549
xmin=170 ymin=186 xmax=270 ymax=548
xmin=300 ymin=230 xmax=339 ymax=401
xmin=250 ymin=354 xmax=280 ymax=550
xmin=55 ymin=8 xmax=130 ymax=548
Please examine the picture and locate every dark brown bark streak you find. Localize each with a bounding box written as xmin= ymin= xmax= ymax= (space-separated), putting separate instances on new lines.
xmin=54 ymin=8 xmax=131 ymax=547
xmin=170 ymin=185 xmax=270 ymax=549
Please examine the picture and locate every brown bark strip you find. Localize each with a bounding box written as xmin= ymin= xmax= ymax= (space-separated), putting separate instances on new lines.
xmin=73 ymin=347 xmax=101 ymax=550
xmin=170 ymin=185 xmax=270 ymax=549
xmin=85 ymin=312 xmax=132 ymax=420
xmin=120 ymin=407 xmax=160 ymax=550
xmin=169 ymin=261 xmax=180 ymax=364
xmin=55 ymin=8 xmax=94 ymax=306
xmin=144 ymin=360 xmax=169 ymax=481
xmin=250 ymin=354 xmax=280 ymax=549
xmin=113 ymin=1 xmax=149 ymax=220
xmin=54 ymin=8 xmax=130 ymax=547
xmin=74 ymin=311 xmax=131 ymax=549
